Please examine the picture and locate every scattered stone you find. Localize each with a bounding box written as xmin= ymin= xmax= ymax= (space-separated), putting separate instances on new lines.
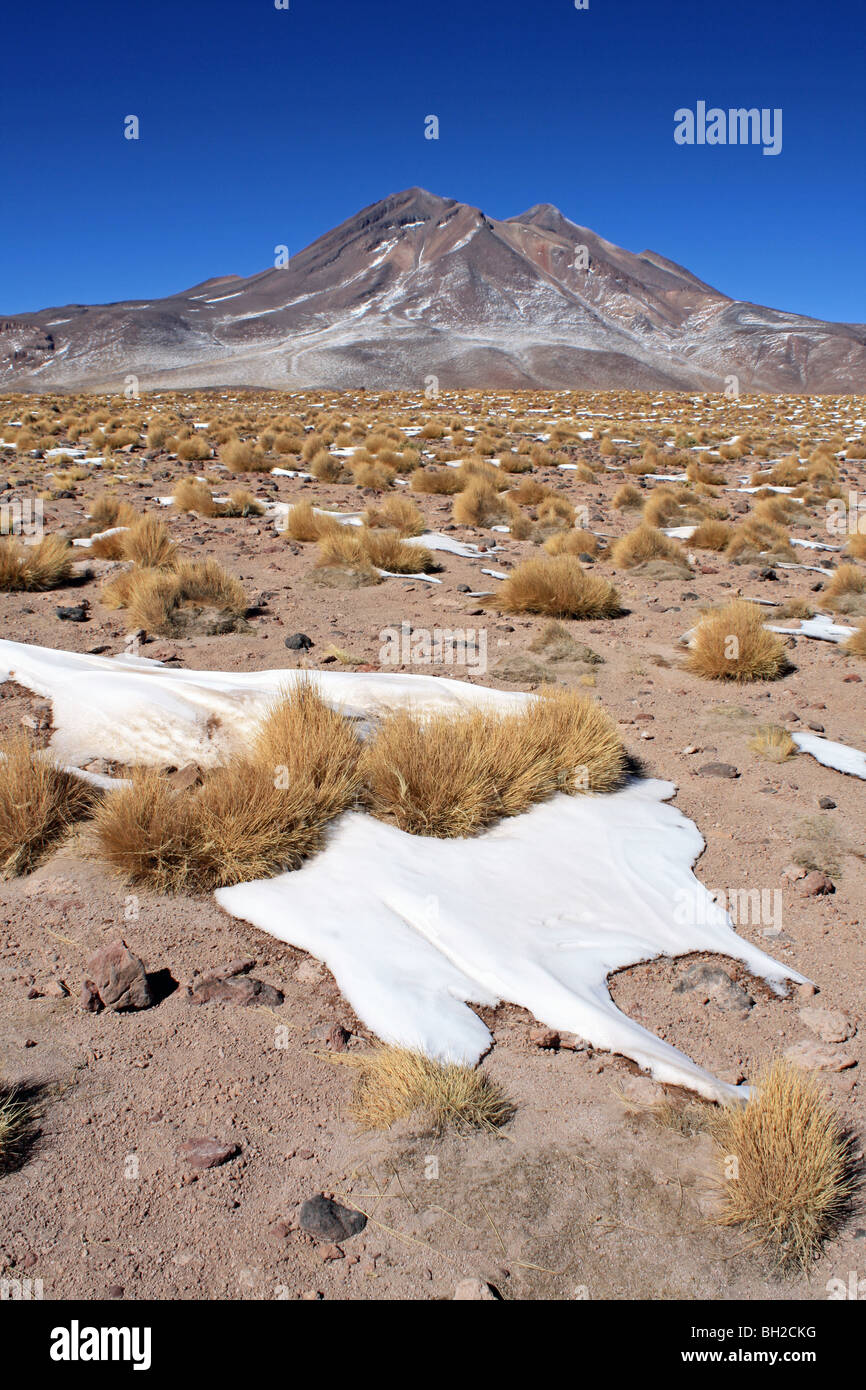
xmin=285 ymin=632 xmax=313 ymax=650
xmin=456 ymin=584 xmax=471 ymax=593
xmin=674 ymin=961 xmax=753 ymax=1013
xmin=798 ymin=871 xmax=835 ymax=896
xmin=843 ymin=674 xmax=862 ymax=683
xmin=326 ymin=1023 xmax=351 ymax=1051
xmin=319 ymin=1244 xmax=344 ymax=1262
xmin=294 ymin=960 xmax=324 ymax=985
xmin=697 ymin=762 xmax=739 ymax=779
xmin=783 ymin=1041 xmax=857 ymax=1073
xmin=106 ymin=1285 xmax=124 ymax=1299
xmin=43 ymin=979 xmax=69 ymax=998
xmin=798 ymin=1007 xmax=854 ymax=1044
xmin=83 ymin=940 xmax=154 ymax=1012
xmin=453 ymin=1278 xmax=500 ymax=1301
xmin=179 ymin=1137 xmax=240 ymax=1169
xmin=807 ymin=721 xmax=825 ymax=733
xmin=188 ymin=959 xmax=283 ymax=1008
xmin=166 ymin=763 xmax=204 ymax=792
xmin=797 ymin=982 xmax=817 ymax=999
xmin=528 ymin=1026 xmax=560 ymax=1049
xmin=299 ymin=1195 xmax=367 ymax=1243
xmin=782 ymin=863 xmax=807 ymax=882
xmin=56 ymin=601 xmax=89 ymax=622
xmin=818 ymin=796 xmax=837 ymax=810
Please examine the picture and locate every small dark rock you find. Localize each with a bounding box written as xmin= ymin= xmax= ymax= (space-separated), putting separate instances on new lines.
xmin=56 ymin=602 xmax=89 ymax=622
xmin=285 ymin=632 xmax=313 ymax=650
xmin=456 ymin=584 xmax=471 ymax=593
xmin=697 ymin=762 xmax=740 ymax=779
xmin=818 ymin=796 xmax=837 ymax=810
xmin=299 ymin=1194 xmax=367 ymax=1243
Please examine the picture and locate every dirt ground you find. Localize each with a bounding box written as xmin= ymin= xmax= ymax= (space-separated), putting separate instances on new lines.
xmin=1 ymin=391 xmax=863 ymax=1301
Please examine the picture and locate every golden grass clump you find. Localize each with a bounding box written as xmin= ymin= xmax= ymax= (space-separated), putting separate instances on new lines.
xmin=0 ymin=535 xmax=73 ymax=592
xmin=609 ymin=523 xmax=690 ymax=571
xmin=543 ymin=529 xmax=599 ymax=558
xmin=0 ymin=735 xmax=96 ymax=877
xmin=102 ymin=558 xmax=247 ymax=634
xmin=711 ymin=1060 xmax=856 ymax=1268
xmin=844 ymin=532 xmax=866 ymax=561
xmin=120 ymin=515 xmax=178 ymax=569
xmin=411 ymin=466 xmax=463 ymax=495
xmin=317 ymin=527 xmax=434 ymax=574
xmin=825 ymin=562 xmax=865 ymax=602
xmin=95 ymin=683 xmax=362 ymax=891
xmin=685 ymin=600 xmax=788 ymax=682
xmin=844 ymin=618 xmax=866 ymax=658
xmin=284 ymin=500 xmax=340 ymax=543
xmin=452 ymin=479 xmax=506 ymax=527
xmin=363 ymin=495 xmax=424 ymax=536
xmin=173 ymin=479 xmax=217 ymax=515
xmin=88 ymin=492 xmax=138 ymax=532
xmin=689 ymin=519 xmax=730 ymax=551
xmin=488 ymin=555 xmax=621 ymax=619
xmin=343 ymin=1046 xmax=514 ymax=1133
xmin=222 ymin=488 xmax=264 ymax=517
xmin=749 ymin=724 xmax=797 ymax=761
xmin=359 ymin=687 xmax=626 ymax=838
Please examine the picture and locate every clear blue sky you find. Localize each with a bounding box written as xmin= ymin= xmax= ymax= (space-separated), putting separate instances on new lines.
xmin=2 ymin=0 xmax=863 ymax=321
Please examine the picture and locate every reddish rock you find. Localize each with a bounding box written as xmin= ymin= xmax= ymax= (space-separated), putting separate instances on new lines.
xmin=179 ymin=1137 xmax=239 ymax=1169
xmin=529 ymin=1027 xmax=560 ymax=1049
xmin=84 ymin=940 xmax=153 ymax=1011
xmin=798 ymin=871 xmax=835 ymax=896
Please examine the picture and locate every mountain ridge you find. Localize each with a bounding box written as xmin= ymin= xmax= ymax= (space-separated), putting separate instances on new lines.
xmin=2 ymin=186 xmax=863 ymax=393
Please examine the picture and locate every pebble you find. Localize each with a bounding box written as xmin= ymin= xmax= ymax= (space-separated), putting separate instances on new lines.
xmin=797 ymin=871 xmax=835 ymax=896
xmin=179 ymin=1138 xmax=240 ymax=1169
xmin=697 ymin=762 xmax=739 ymax=779
xmin=299 ymin=1194 xmax=367 ymax=1242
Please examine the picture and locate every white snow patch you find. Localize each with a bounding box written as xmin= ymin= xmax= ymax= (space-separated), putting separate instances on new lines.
xmin=791 ymin=732 xmax=866 ymax=779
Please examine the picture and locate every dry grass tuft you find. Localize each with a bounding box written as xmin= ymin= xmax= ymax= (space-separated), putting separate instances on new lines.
xmin=685 ymin=600 xmax=788 ymax=682
xmin=844 ymin=618 xmax=866 ymax=658
xmin=711 ymin=1060 xmax=856 ymax=1269
xmin=363 ymin=495 xmax=424 ymax=536
xmin=452 ymin=480 xmax=507 ymax=527
xmin=173 ymin=479 xmax=217 ymax=516
xmin=317 ymin=527 xmax=434 ymax=574
xmin=341 ymin=1046 xmax=514 ymax=1133
xmin=543 ymin=529 xmax=599 ymax=558
xmin=285 ymin=501 xmax=340 ymax=543
xmin=826 ymin=563 xmax=866 ymax=603
xmin=0 ymin=535 xmax=74 ymax=592
xmin=411 ymin=466 xmax=463 ymax=495
xmin=749 ymin=724 xmax=797 ymax=761
xmin=95 ymin=683 xmax=362 ymax=890
xmin=102 ymin=558 xmax=248 ymax=634
xmin=609 ymin=524 xmax=690 ymax=571
xmin=360 ymin=687 xmax=626 ymax=838
xmin=690 ymin=519 xmax=730 ymax=551
xmin=0 ymin=1084 xmax=36 ymax=1173
xmin=487 ymin=555 xmax=621 ymax=619
xmin=121 ymin=515 xmax=178 ymax=569
xmin=0 ymin=735 xmax=96 ymax=877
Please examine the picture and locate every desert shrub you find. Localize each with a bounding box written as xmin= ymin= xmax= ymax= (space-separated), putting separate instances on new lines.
xmin=486 ymin=555 xmax=621 ymax=619
xmin=173 ymin=479 xmax=217 ymax=516
xmin=711 ymin=1060 xmax=856 ymax=1268
xmin=0 ymin=735 xmax=96 ymax=876
xmin=0 ymin=535 xmax=73 ymax=592
xmin=95 ymin=683 xmax=363 ymax=890
xmin=750 ymin=725 xmax=797 ymax=761
xmin=359 ymin=686 xmax=626 ymax=837
xmin=363 ymin=495 xmax=424 ymax=536
xmin=690 ymin=519 xmax=730 ymax=551
xmin=609 ymin=524 xmax=690 ymax=570
xmin=613 ymin=483 xmax=643 ymax=510
xmin=342 ymin=1046 xmax=514 ymax=1133
xmin=452 ymin=480 xmax=507 ymax=527
xmin=685 ymin=600 xmax=788 ymax=682
xmin=543 ymin=529 xmax=599 ymax=558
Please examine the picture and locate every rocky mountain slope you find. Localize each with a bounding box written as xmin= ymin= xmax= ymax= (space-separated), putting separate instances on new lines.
xmin=3 ymin=187 xmax=864 ymax=392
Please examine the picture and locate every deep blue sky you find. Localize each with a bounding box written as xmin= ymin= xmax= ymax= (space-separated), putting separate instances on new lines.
xmin=2 ymin=0 xmax=863 ymax=321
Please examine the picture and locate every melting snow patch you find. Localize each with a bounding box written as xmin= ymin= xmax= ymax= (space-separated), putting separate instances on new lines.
xmin=0 ymin=640 xmax=807 ymax=1100
xmin=791 ymin=732 xmax=866 ymax=779
xmin=766 ymin=614 xmax=855 ymax=644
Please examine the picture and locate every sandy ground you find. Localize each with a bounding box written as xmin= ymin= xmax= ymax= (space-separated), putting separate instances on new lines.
xmin=1 ymin=401 xmax=864 ymax=1301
